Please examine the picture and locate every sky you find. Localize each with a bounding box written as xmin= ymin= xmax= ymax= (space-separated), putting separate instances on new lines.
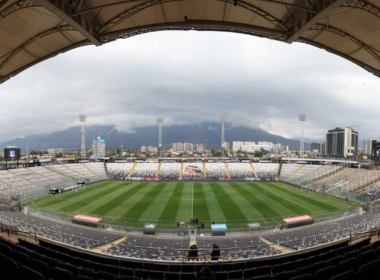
xmin=0 ymin=30 xmax=379 ymax=145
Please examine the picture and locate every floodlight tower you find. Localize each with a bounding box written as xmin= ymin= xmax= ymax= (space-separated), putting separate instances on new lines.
xmin=299 ymin=113 xmax=306 ymax=158
xmin=157 ymin=117 xmax=164 ymax=157
xmin=220 ymin=117 xmax=227 ymax=157
xmin=79 ymin=114 xmax=86 ymax=158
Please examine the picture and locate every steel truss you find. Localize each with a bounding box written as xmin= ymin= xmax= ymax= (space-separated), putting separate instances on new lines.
xmin=310 ymin=24 xmax=380 ymax=63
xmin=342 ymin=0 xmax=380 ymax=19
xmin=215 ymin=0 xmax=288 ymax=31
xmin=0 ymin=25 xmax=75 ymax=71
xmin=0 ymin=0 xmax=39 ymax=18
xmin=99 ymin=0 xmax=183 ymax=33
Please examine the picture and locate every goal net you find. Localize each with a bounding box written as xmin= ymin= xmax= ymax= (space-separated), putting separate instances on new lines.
xmin=301 ymin=186 xmax=315 ymax=194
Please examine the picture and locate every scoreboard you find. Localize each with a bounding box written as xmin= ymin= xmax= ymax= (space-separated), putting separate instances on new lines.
xmin=372 ymin=141 xmax=380 ymax=165
xmin=4 ymin=147 xmax=20 ymax=160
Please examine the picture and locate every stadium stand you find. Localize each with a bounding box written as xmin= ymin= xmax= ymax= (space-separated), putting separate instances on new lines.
xmin=0 ymin=212 xmax=122 ymax=249
xmin=45 ymin=165 xmax=87 ymax=179
xmin=253 ymin=164 xmax=278 ymax=179
xmin=107 ymin=163 xmax=135 ymax=178
xmin=182 ymin=163 xmax=204 ymax=178
xmin=158 ymin=163 xmax=181 ymax=178
xmin=280 ymin=165 xmax=303 ymax=179
xmin=28 ymin=167 xmax=68 ymax=183
xmin=227 ymin=163 xmax=255 ymax=178
xmin=292 ymin=165 xmax=323 ymax=178
xmin=301 ymin=165 xmax=343 ymax=181
xmin=0 ymin=182 xmax=21 ymax=201
xmin=131 ymin=163 xmax=159 ymax=178
xmin=84 ymin=163 xmax=107 ymax=176
xmin=9 ymin=168 xmax=55 ymax=187
xmin=205 ymin=163 xmax=228 ymax=178
xmin=0 ymin=170 xmax=42 ymax=193
xmin=0 ymin=217 xmax=380 ymax=279
xmin=264 ymin=214 xmax=380 ymax=250
xmin=63 ymin=164 xmax=96 ymax=177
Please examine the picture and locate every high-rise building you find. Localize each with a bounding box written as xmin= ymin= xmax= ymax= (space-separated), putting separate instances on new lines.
xmin=326 ymin=127 xmax=358 ymax=158
xmin=183 ymin=142 xmax=194 ymax=151
xmin=363 ymin=140 xmax=372 ymax=155
xmin=148 ymin=146 xmax=158 ymax=153
xmin=232 ymin=141 xmax=244 ymax=152
xmin=141 ymin=146 xmax=147 ymax=153
xmin=321 ymin=142 xmax=326 ymax=155
xmin=240 ymin=145 xmax=271 ymax=153
xmin=47 ymin=148 xmax=64 ymax=154
xmin=92 ymin=137 xmax=105 ymax=157
xmin=222 ymin=142 xmax=230 ymax=153
xmin=176 ymin=142 xmax=183 ymax=152
xmin=197 ymin=143 xmax=206 ymax=152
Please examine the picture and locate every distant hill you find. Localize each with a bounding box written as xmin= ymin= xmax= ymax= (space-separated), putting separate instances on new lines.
xmin=0 ymin=123 xmax=310 ymax=152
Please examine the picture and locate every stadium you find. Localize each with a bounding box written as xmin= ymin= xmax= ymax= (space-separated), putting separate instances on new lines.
xmin=0 ymin=159 xmax=379 ymax=280
xmin=2 ymin=0 xmax=380 ymax=277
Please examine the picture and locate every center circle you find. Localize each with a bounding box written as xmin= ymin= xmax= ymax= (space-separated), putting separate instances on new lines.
xmin=171 ymin=191 xmax=215 ymax=200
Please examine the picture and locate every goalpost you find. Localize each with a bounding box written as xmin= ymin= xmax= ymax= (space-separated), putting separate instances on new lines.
xmin=301 ymin=186 xmax=315 ymax=194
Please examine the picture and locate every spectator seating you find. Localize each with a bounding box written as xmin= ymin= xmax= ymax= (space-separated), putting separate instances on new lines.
xmin=291 ymin=165 xmax=323 ymax=178
xmin=84 ymin=163 xmax=107 ymax=176
xmin=61 ymin=164 xmax=94 ymax=178
xmin=253 ymin=164 xmax=278 ymax=179
xmin=45 ymin=165 xmax=86 ymax=179
xmin=182 ymin=163 xmax=204 ymax=178
xmin=131 ymin=163 xmax=159 ymax=178
xmin=29 ymin=167 xmax=68 ymax=183
xmin=227 ymin=163 xmax=255 ymax=178
xmin=205 ymin=163 xmax=228 ymax=178
xmin=280 ymin=165 xmax=303 ymax=179
xmin=319 ymin=169 xmax=358 ymax=185
xmin=264 ymin=214 xmax=380 ymax=250
xmin=1 ymin=232 xmax=380 ymax=280
xmin=107 ymin=163 xmax=135 ymax=178
xmin=301 ymin=166 xmax=342 ymax=181
xmin=0 ymin=170 xmax=42 ymax=193
xmin=10 ymin=168 xmax=55 ymax=187
xmin=158 ymin=163 xmax=181 ymax=178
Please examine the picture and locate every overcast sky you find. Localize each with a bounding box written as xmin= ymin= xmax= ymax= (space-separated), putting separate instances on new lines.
xmin=1 ymin=31 xmax=379 ymax=145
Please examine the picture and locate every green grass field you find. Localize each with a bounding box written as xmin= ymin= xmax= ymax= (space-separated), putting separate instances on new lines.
xmin=24 ymin=181 xmax=359 ymax=229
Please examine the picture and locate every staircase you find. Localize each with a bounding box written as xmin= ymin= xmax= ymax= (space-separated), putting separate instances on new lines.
xmin=82 ymin=163 xmax=98 ymax=176
xmin=203 ymin=163 xmax=206 ymax=179
xmin=7 ymin=170 xmax=43 ymax=189
xmin=127 ymin=163 xmax=137 ymax=178
xmin=286 ymin=165 xmax=304 ymax=180
xmin=180 ymin=163 xmax=183 ymax=178
xmin=249 ymin=163 xmax=258 ymax=178
xmin=277 ymin=163 xmax=282 ymax=178
xmin=225 ymin=163 xmax=230 ymax=178
xmin=156 ymin=163 xmax=162 ymax=178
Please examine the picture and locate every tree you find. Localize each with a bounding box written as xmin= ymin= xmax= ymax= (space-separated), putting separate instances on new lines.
xmin=212 ymin=151 xmax=221 ymax=157
xmin=43 ymin=151 xmax=49 ymax=154
xmin=30 ymin=151 xmax=37 ymax=155
xmin=55 ymin=152 xmax=63 ymax=158
xmin=116 ymin=149 xmax=121 ymax=155
xmin=211 ymin=148 xmax=215 ymax=155
xmin=254 ymin=151 xmax=264 ymax=157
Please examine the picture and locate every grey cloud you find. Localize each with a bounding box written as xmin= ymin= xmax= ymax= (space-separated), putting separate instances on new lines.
xmin=0 ymin=31 xmax=379 ymax=145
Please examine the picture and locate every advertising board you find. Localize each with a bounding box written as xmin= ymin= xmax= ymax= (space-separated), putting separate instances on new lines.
xmin=99 ymin=139 xmax=105 ymax=143
xmin=283 ymin=215 xmax=312 ymax=223
xmin=144 ymin=177 xmax=161 ymax=181
xmin=73 ymin=215 xmax=102 ymax=223
xmin=131 ymin=177 xmax=143 ymax=181
xmin=347 ymin=153 xmax=354 ymax=156
xmin=183 ymin=178 xmax=200 ymax=181
xmin=224 ymin=177 xmax=231 ymax=181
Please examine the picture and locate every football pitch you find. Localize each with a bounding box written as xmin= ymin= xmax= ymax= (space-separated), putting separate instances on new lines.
xmin=25 ymin=181 xmax=358 ymax=229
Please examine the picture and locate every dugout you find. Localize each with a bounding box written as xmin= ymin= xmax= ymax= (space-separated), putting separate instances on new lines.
xmin=72 ymin=215 xmax=102 ymax=228
xmin=211 ymin=224 xmax=227 ymax=236
xmin=143 ymin=223 xmax=157 ymax=235
xmin=283 ymin=215 xmax=314 ymax=229
xmin=50 ymin=188 xmax=59 ymax=195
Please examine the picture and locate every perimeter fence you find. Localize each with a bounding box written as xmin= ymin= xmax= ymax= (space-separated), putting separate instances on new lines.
xmin=27 ymin=206 xmax=359 ymax=237
xmin=17 ymin=175 xmax=110 ymax=205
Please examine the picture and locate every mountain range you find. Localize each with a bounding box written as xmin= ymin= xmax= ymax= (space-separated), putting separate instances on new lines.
xmin=0 ymin=123 xmax=310 ymax=152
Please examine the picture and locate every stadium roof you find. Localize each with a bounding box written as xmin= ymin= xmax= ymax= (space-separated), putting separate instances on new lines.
xmin=1 ymin=0 xmax=380 ymax=84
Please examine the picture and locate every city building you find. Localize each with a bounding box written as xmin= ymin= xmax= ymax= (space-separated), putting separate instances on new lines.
xmin=47 ymin=148 xmax=64 ymax=154
xmin=183 ymin=142 xmax=194 ymax=152
xmin=326 ymin=127 xmax=358 ymax=158
xmin=197 ymin=143 xmax=206 ymax=152
xmin=310 ymin=142 xmax=325 ymax=154
xmin=222 ymin=142 xmax=230 ymax=153
xmin=240 ymin=145 xmax=271 ymax=153
xmin=141 ymin=146 xmax=147 ymax=153
xmin=363 ymin=140 xmax=372 ymax=155
xmin=92 ymin=137 xmax=106 ymax=157
xmin=148 ymin=146 xmax=158 ymax=153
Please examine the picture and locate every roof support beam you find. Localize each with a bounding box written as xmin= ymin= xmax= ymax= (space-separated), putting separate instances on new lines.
xmin=285 ymin=0 xmax=349 ymax=43
xmin=310 ymin=23 xmax=380 ymax=62
xmin=215 ymin=0 xmax=288 ymax=31
xmin=342 ymin=0 xmax=380 ymax=19
xmin=1 ymin=0 xmax=39 ymax=18
xmin=33 ymin=0 xmax=102 ymax=45
xmin=251 ymin=0 xmax=317 ymax=13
